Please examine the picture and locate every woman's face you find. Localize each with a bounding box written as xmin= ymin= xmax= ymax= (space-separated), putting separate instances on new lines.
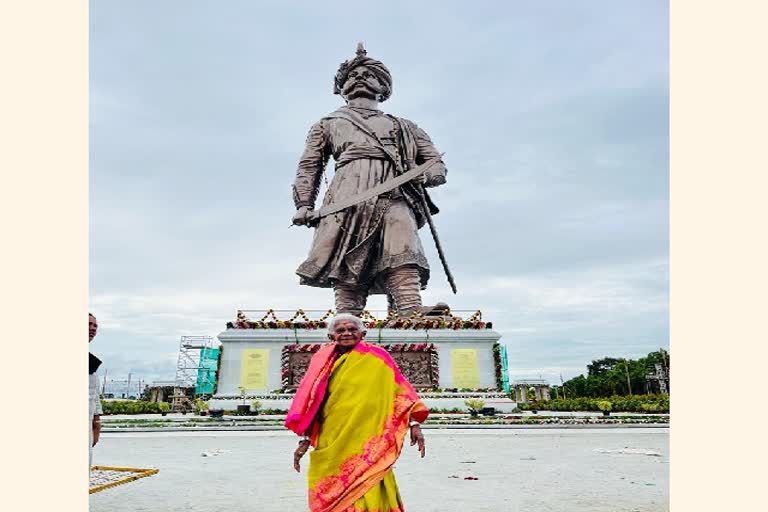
xmin=330 ymin=319 xmax=365 ymax=348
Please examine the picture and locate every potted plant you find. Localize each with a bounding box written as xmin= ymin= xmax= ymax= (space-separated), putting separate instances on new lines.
xmin=195 ymin=398 xmax=210 ymax=416
xmin=236 ymin=386 xmax=250 ymax=414
xmin=251 ymin=400 xmax=261 ymax=415
xmin=158 ymin=402 xmax=170 ymax=416
xmin=597 ymin=400 xmax=613 ymax=416
xmin=464 ymin=399 xmax=485 ymax=417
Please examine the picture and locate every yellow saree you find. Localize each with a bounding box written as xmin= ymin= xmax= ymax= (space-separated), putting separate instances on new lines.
xmin=286 ymin=341 xmax=428 ymax=512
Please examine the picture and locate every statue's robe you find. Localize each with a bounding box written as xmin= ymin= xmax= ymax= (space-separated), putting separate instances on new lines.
xmin=292 ymin=105 xmax=447 ymax=294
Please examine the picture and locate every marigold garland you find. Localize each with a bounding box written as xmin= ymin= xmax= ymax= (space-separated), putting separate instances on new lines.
xmin=228 ymin=309 xmax=492 ymax=330
xmin=493 ymin=342 xmax=503 ymax=390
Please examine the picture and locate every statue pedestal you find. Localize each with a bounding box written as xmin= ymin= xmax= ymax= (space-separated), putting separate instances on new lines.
xmin=209 ymin=322 xmax=511 ymax=410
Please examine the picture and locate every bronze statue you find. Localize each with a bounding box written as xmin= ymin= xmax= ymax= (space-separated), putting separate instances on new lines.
xmin=291 ymin=43 xmax=453 ymax=318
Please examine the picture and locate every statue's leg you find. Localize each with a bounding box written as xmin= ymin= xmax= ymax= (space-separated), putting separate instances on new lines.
xmin=387 ymin=293 xmax=397 ymax=315
xmin=334 ymin=283 xmax=369 ymax=317
xmin=384 ymin=265 xmax=422 ymax=319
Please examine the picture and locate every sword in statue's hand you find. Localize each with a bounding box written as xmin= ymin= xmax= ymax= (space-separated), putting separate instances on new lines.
xmin=302 ymin=154 xmax=444 ymax=224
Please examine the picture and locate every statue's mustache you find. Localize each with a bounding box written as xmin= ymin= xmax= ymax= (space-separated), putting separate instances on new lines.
xmin=344 ymin=80 xmax=377 ymax=93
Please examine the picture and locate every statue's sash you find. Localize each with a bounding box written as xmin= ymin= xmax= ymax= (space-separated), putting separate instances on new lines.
xmin=321 ymin=108 xmax=439 ymax=226
xmin=322 ymin=108 xmax=406 ymax=173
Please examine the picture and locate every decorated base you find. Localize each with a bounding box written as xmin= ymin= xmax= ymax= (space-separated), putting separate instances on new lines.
xmin=212 ymin=309 xmax=509 ymax=406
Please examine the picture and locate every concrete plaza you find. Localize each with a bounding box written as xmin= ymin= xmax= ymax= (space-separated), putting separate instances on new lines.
xmin=90 ymin=428 xmax=668 ymax=512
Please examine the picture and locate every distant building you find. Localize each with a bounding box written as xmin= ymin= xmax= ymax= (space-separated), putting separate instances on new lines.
xmin=144 ymin=380 xmax=179 ymax=403
xmin=511 ymin=378 xmax=551 ymax=402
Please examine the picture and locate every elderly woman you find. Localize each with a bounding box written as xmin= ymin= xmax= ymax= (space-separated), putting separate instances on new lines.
xmin=286 ymin=313 xmax=428 ymax=512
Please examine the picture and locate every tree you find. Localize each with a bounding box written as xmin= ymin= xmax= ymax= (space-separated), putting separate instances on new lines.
xmin=561 ymin=350 xmax=670 ymax=398
xmin=587 ymin=357 xmax=624 ymax=377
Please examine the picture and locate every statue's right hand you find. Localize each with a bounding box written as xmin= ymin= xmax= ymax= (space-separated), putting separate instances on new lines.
xmin=292 ymin=206 xmax=314 ymax=226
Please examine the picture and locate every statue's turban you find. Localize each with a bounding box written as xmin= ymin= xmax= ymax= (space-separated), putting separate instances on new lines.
xmin=334 ymin=44 xmax=392 ymax=102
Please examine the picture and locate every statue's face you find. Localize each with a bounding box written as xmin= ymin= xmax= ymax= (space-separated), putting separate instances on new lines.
xmin=342 ymin=65 xmax=383 ymax=101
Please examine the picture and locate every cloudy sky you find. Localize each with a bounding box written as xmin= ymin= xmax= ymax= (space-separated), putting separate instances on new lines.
xmin=89 ymin=0 xmax=668 ymax=388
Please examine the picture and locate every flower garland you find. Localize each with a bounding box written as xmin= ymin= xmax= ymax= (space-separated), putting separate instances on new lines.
xmin=211 ymin=345 xmax=224 ymax=396
xmin=492 ymin=343 xmax=503 ymax=390
xmin=229 ymin=309 xmax=331 ymax=330
xmin=379 ymin=342 xmax=436 ymax=352
xmin=228 ymin=308 xmax=493 ymax=330
xmin=421 ymin=391 xmax=508 ymax=398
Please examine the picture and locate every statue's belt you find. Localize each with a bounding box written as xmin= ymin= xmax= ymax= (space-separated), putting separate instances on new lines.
xmin=334 ymin=143 xmax=394 ymax=168
xmin=305 ymin=154 xmax=443 ymax=223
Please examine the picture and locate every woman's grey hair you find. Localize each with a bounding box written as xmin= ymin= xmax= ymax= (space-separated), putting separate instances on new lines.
xmin=327 ymin=313 xmax=366 ymax=335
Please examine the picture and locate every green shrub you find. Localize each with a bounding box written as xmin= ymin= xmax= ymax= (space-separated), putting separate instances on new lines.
xmin=100 ymin=400 xmax=166 ymax=415
xmin=261 ymin=408 xmax=288 ymax=415
xmin=464 ymin=399 xmax=485 ymax=412
xmin=597 ymin=400 xmax=612 ymax=412
xmin=515 ymin=394 xmax=669 ymax=413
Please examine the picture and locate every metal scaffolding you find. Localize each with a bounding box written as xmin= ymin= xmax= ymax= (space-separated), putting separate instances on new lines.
xmin=172 ymin=335 xmax=218 ymax=411
xmin=646 ymin=363 xmax=670 ymax=394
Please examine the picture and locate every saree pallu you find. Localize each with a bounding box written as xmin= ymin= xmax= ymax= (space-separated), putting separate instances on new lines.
xmin=286 ymin=341 xmax=429 ymax=512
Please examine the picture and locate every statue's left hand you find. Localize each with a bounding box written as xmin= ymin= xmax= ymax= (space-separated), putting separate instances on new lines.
xmin=292 ymin=206 xmax=314 ymax=227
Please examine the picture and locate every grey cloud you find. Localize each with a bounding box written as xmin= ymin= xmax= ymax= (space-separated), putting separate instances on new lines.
xmin=91 ymin=0 xmax=668 ymax=384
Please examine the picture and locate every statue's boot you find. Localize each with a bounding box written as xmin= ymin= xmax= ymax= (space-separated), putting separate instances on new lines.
xmin=334 ymin=283 xmax=369 ymax=317
xmin=384 ymin=265 xmax=423 ymax=324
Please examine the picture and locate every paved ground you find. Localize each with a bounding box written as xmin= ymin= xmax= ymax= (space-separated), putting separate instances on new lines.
xmin=90 ymin=428 xmax=668 ymax=512
xmin=102 ymin=411 xmax=668 ymax=421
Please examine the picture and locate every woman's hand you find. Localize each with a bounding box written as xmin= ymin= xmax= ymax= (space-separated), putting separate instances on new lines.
xmin=410 ymin=424 xmax=425 ymax=458
xmin=92 ymin=416 xmax=101 ymax=447
xmin=294 ymin=440 xmax=310 ymax=472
